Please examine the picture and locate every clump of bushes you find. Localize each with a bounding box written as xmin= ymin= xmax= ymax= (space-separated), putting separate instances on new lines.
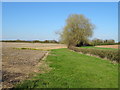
xmin=69 ymin=46 xmax=119 ymax=62
xmin=90 ymin=39 xmax=116 ymax=46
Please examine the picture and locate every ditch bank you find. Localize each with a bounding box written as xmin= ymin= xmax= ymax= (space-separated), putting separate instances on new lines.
xmin=69 ymin=46 xmax=119 ymax=63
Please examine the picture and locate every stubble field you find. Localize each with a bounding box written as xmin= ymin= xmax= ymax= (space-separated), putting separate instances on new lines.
xmin=1 ymin=42 xmax=66 ymax=88
xmin=95 ymin=45 xmax=118 ymax=49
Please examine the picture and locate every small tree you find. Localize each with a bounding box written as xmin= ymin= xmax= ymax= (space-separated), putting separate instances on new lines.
xmin=92 ymin=38 xmax=104 ymax=45
xmin=60 ymin=14 xmax=95 ymax=47
xmin=106 ymin=39 xmax=115 ymax=44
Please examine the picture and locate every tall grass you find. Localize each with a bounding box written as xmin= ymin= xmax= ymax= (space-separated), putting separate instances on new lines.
xmin=69 ymin=46 xmax=119 ymax=62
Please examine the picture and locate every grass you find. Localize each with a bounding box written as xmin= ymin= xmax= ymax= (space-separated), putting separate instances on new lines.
xmin=80 ymin=46 xmax=117 ymax=50
xmin=15 ymin=48 xmax=118 ymax=88
xmin=13 ymin=47 xmax=50 ymax=51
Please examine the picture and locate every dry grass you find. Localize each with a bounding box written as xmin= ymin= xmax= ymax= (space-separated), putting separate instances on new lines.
xmin=95 ymin=45 xmax=118 ymax=49
xmin=2 ymin=42 xmax=67 ymax=50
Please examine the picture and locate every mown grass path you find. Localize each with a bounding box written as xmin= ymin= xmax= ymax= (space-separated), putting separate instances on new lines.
xmin=16 ymin=48 xmax=118 ymax=88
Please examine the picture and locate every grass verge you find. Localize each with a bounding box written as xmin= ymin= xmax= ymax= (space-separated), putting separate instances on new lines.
xmin=70 ymin=46 xmax=118 ymax=62
xmin=15 ymin=48 xmax=118 ymax=88
xmin=80 ymin=46 xmax=117 ymax=50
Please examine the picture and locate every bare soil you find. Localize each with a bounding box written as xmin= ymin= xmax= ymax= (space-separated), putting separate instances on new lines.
xmin=1 ymin=42 xmax=66 ymax=89
xmin=2 ymin=42 xmax=66 ymax=50
xmin=95 ymin=45 xmax=118 ymax=49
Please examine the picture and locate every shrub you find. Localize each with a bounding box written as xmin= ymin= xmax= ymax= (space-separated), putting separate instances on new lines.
xmin=69 ymin=46 xmax=119 ymax=62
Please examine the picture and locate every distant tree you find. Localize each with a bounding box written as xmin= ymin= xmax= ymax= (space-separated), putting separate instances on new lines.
xmin=16 ymin=39 xmax=21 ymax=42
xmin=106 ymin=39 xmax=115 ymax=44
xmin=104 ymin=40 xmax=108 ymax=43
xmin=91 ymin=39 xmax=115 ymax=45
xmin=92 ymin=38 xmax=104 ymax=45
xmin=44 ymin=40 xmax=49 ymax=43
xmin=59 ymin=14 xmax=95 ymax=47
xmin=32 ymin=40 xmax=40 ymax=43
xmin=50 ymin=40 xmax=58 ymax=43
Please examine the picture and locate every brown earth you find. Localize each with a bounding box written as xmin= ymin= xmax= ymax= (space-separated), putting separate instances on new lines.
xmin=95 ymin=45 xmax=119 ymax=49
xmin=1 ymin=42 xmax=66 ymax=89
xmin=2 ymin=42 xmax=66 ymax=50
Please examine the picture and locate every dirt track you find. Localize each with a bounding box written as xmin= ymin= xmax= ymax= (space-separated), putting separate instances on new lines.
xmin=2 ymin=42 xmax=66 ymax=88
xmin=95 ymin=45 xmax=118 ymax=49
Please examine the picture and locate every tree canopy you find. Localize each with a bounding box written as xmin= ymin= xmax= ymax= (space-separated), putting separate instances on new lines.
xmin=60 ymin=14 xmax=95 ymax=47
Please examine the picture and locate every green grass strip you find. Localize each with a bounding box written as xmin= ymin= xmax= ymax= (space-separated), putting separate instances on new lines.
xmin=15 ymin=48 xmax=118 ymax=88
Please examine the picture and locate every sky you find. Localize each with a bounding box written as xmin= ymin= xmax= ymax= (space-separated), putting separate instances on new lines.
xmin=2 ymin=2 xmax=118 ymax=42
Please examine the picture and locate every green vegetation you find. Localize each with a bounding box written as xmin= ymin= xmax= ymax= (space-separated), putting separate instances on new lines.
xmin=58 ymin=14 xmax=117 ymax=47
xmin=80 ymin=46 xmax=117 ymax=50
xmin=90 ymin=38 xmax=116 ymax=46
xmin=59 ymin=14 xmax=94 ymax=47
xmin=15 ymin=48 xmax=118 ymax=88
xmin=70 ymin=46 xmax=118 ymax=62
xmin=13 ymin=47 xmax=50 ymax=51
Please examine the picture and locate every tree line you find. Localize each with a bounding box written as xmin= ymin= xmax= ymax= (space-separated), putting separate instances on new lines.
xmin=90 ymin=39 xmax=116 ymax=46
xmin=1 ymin=40 xmax=58 ymax=43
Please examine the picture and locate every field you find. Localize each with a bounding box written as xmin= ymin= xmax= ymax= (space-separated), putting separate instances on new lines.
xmin=95 ymin=45 xmax=118 ymax=49
xmin=2 ymin=42 xmax=66 ymax=50
xmin=2 ymin=42 xmax=66 ymax=88
xmin=1 ymin=43 xmax=118 ymax=88
xmin=16 ymin=48 xmax=118 ymax=88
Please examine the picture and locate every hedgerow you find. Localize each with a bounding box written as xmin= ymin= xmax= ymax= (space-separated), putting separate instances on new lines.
xmin=69 ymin=46 xmax=119 ymax=62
